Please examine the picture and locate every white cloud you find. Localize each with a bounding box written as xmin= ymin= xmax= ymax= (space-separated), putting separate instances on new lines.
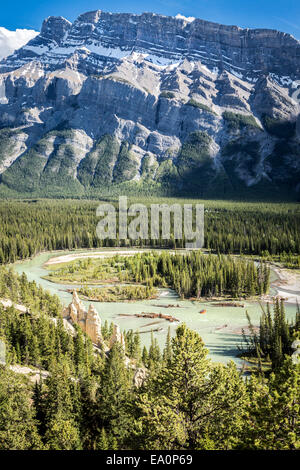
xmin=0 ymin=27 xmax=39 ymax=60
xmin=175 ymin=14 xmax=195 ymax=23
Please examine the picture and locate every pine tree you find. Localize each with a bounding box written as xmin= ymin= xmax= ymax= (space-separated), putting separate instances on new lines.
xmin=0 ymin=367 xmax=42 ymax=450
xmin=44 ymin=416 xmax=81 ymax=450
xmin=96 ymin=344 xmax=132 ymax=444
xmin=133 ymin=332 xmax=142 ymax=364
xmin=163 ymin=327 xmax=172 ymax=365
xmin=133 ymin=324 xmax=247 ymax=450
xmin=43 ymin=358 xmax=81 ymax=450
xmin=96 ymin=428 xmax=109 ymax=450
xmin=148 ymin=331 xmax=161 ymax=367
xmin=142 ymin=346 xmax=149 ymax=367
xmin=242 ymin=358 xmax=300 ymax=450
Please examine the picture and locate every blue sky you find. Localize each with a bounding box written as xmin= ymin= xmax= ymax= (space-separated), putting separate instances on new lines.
xmin=2 ymin=0 xmax=300 ymax=39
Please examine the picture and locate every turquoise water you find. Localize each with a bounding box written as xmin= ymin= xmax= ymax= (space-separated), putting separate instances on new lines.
xmin=12 ymin=249 xmax=299 ymax=367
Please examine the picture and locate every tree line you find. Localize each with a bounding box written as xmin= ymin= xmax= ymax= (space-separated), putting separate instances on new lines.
xmin=241 ymin=299 xmax=300 ymax=370
xmin=122 ymin=251 xmax=270 ymax=298
xmin=46 ymin=251 xmax=270 ymax=299
xmin=0 ymin=199 xmax=299 ymax=264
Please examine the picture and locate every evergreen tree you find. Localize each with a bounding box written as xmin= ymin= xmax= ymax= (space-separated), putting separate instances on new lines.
xmin=0 ymin=367 xmax=42 ymax=450
xmin=43 ymin=359 xmax=81 ymax=449
xmin=242 ymin=358 xmax=300 ymax=450
xmin=163 ymin=327 xmax=172 ymax=365
xmin=96 ymin=427 xmax=109 ymax=450
xmin=96 ymin=344 xmax=132 ymax=444
xmin=133 ymin=325 xmax=247 ymax=450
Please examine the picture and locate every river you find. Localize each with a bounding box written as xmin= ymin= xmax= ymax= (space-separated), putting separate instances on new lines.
xmin=12 ymin=249 xmax=299 ymax=367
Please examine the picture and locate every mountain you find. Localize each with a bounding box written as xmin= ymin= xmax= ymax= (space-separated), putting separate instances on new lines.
xmin=0 ymin=27 xmax=38 ymax=60
xmin=0 ymin=10 xmax=299 ymax=199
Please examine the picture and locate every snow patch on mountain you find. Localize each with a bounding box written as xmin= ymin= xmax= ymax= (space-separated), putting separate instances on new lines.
xmin=24 ymin=44 xmax=50 ymax=56
xmin=85 ymin=43 xmax=131 ymax=59
xmin=0 ymin=27 xmax=39 ymax=60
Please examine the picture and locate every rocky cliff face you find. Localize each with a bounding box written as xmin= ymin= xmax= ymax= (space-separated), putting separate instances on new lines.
xmin=0 ymin=10 xmax=299 ymax=198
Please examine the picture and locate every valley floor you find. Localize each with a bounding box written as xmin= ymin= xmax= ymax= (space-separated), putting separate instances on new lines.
xmin=43 ymin=248 xmax=299 ymax=304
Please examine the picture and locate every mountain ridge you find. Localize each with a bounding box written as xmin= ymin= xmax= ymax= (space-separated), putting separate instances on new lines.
xmin=2 ymin=10 xmax=300 ymax=80
xmin=0 ymin=9 xmax=299 ymax=199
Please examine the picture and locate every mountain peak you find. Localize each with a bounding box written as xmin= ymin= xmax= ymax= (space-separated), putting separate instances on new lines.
xmin=77 ymin=10 xmax=102 ymax=24
xmin=41 ymin=16 xmax=72 ymax=44
xmin=0 ymin=8 xmax=299 ymax=198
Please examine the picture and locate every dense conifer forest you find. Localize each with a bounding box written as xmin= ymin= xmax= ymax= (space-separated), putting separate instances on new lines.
xmin=0 ymin=199 xmax=299 ymax=264
xmin=123 ymin=251 xmax=270 ymax=298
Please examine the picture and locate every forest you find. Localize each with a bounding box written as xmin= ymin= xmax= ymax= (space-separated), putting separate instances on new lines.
xmin=0 ymin=199 xmax=299 ymax=264
xmin=0 ymin=266 xmax=299 ymax=450
xmin=240 ymin=299 xmax=300 ymax=371
xmin=46 ymin=252 xmax=270 ymax=299
xmin=0 ymin=198 xmax=299 ymax=451
xmin=123 ymin=251 xmax=270 ymax=299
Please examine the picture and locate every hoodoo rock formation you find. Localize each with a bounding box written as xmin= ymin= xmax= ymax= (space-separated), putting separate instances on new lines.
xmin=63 ymin=290 xmax=103 ymax=346
xmin=63 ymin=290 xmax=124 ymax=351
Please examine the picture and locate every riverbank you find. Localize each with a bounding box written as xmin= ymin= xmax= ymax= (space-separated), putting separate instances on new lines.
xmin=12 ymin=248 xmax=300 ymax=367
xmin=44 ymin=249 xmax=173 ymax=266
xmin=42 ymin=249 xmax=298 ymax=305
xmin=263 ymin=265 xmax=300 ymax=304
xmin=45 ymin=251 xmax=263 ymax=302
